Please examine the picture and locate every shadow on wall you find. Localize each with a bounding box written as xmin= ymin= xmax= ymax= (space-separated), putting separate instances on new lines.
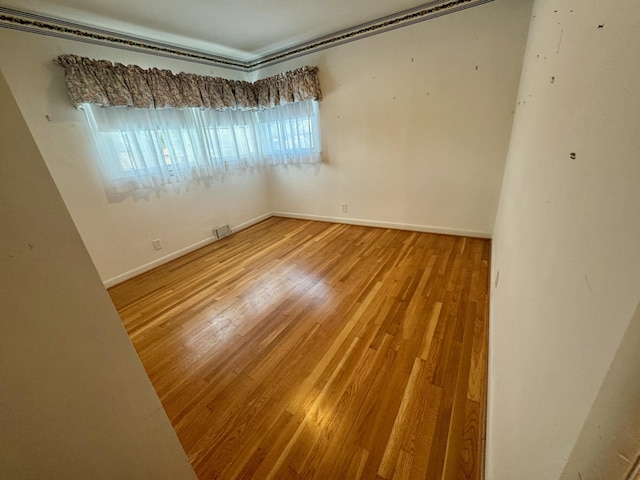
xmin=560 ymin=301 xmax=640 ymax=480
xmin=104 ymin=168 xmax=268 ymax=204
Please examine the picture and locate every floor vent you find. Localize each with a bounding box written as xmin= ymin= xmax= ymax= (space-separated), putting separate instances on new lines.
xmin=213 ymin=224 xmax=232 ymax=240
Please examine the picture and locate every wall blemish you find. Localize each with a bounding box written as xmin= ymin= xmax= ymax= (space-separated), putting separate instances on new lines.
xmin=617 ymin=451 xmax=632 ymax=463
xmin=585 ymin=275 xmax=593 ymax=294
xmin=557 ymin=29 xmax=564 ymax=54
xmin=627 ymin=455 xmax=640 ymax=480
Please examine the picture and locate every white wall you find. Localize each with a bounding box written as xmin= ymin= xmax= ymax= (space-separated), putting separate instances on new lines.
xmin=0 ymin=70 xmax=196 ymax=480
xmin=488 ymin=0 xmax=640 ymax=478
xmin=0 ymin=29 xmax=271 ymax=285
xmin=560 ymin=301 xmax=640 ymax=479
xmin=0 ymin=0 xmax=531 ymax=284
xmin=257 ymin=0 xmax=533 ymax=238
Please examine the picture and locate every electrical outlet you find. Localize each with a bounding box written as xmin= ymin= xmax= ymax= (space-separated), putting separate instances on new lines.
xmin=152 ymin=239 xmax=162 ymax=251
xmin=342 ymin=204 xmax=348 ymax=213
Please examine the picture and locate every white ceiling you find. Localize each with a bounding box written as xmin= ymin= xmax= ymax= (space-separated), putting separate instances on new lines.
xmin=2 ymin=0 xmax=435 ymax=62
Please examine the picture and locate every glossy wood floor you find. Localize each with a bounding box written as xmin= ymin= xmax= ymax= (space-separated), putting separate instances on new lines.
xmin=109 ymin=217 xmax=490 ymax=480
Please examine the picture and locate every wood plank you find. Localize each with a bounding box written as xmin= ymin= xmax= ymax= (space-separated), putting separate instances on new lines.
xmin=109 ymin=217 xmax=490 ymax=480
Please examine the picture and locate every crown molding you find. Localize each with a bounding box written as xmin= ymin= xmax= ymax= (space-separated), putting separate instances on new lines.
xmin=0 ymin=0 xmax=493 ymax=72
xmin=0 ymin=7 xmax=248 ymax=71
xmin=250 ymin=0 xmax=493 ymax=70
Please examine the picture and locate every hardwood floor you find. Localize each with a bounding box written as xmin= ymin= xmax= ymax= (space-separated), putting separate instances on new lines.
xmin=109 ymin=217 xmax=490 ymax=480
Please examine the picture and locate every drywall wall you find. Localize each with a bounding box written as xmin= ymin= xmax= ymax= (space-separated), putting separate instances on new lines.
xmin=0 ymin=70 xmax=196 ymax=479
xmin=0 ymin=29 xmax=270 ymax=285
xmin=560 ymin=301 xmax=640 ymax=480
xmin=0 ymin=0 xmax=530 ymax=283
xmin=488 ymin=0 xmax=640 ymax=478
xmin=256 ymin=0 xmax=533 ymax=237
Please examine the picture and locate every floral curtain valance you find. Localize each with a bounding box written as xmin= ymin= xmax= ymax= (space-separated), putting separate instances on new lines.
xmin=55 ymin=54 xmax=322 ymax=110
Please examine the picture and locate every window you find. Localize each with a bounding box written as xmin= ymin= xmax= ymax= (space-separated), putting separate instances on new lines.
xmin=256 ymin=101 xmax=321 ymax=160
xmin=84 ymin=100 xmax=321 ymax=194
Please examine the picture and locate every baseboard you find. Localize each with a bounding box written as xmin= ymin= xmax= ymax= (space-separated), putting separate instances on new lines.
xmin=104 ymin=211 xmax=490 ymax=288
xmin=231 ymin=212 xmax=273 ymax=232
xmin=102 ymin=212 xmax=273 ymax=288
xmin=272 ymin=211 xmax=492 ymax=239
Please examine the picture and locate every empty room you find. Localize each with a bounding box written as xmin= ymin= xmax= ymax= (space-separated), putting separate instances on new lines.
xmin=2 ymin=0 xmax=640 ymax=479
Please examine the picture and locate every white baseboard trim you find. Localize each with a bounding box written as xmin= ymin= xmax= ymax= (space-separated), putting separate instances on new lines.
xmin=231 ymin=212 xmax=273 ymax=232
xmin=272 ymin=211 xmax=492 ymax=239
xmin=103 ymin=211 xmax=490 ymax=288
xmin=103 ymin=212 xmax=273 ymax=288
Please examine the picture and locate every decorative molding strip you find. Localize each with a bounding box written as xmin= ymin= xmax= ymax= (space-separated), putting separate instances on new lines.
xmin=251 ymin=0 xmax=494 ymax=69
xmin=0 ymin=0 xmax=493 ymax=72
xmin=0 ymin=7 xmax=247 ymax=71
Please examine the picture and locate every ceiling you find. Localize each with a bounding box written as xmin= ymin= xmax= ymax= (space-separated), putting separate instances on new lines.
xmin=1 ymin=0 xmax=439 ymax=62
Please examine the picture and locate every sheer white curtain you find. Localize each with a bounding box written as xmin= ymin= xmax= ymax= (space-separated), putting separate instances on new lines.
xmin=84 ymin=100 xmax=321 ymax=195
xmin=257 ymin=100 xmax=321 ymax=165
xmin=198 ymin=108 xmax=263 ymax=170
